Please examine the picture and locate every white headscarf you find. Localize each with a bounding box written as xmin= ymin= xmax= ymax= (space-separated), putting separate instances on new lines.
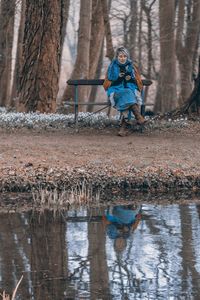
xmin=115 ymin=46 xmax=130 ymax=60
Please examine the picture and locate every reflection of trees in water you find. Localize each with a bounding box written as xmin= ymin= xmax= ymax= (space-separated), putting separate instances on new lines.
xmin=106 ymin=205 xmax=200 ymax=299
xmin=30 ymin=211 xmax=69 ymax=300
xmin=0 ymin=205 xmax=200 ymax=299
xmin=88 ymin=207 xmax=110 ymax=300
xmin=0 ymin=213 xmax=31 ymax=298
xmin=179 ymin=205 xmax=200 ymax=298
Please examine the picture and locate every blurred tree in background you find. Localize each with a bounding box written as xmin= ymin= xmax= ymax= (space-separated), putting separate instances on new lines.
xmin=0 ymin=0 xmax=199 ymax=114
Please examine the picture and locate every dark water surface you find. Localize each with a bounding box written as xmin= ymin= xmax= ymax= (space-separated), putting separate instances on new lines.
xmin=0 ymin=203 xmax=200 ymax=299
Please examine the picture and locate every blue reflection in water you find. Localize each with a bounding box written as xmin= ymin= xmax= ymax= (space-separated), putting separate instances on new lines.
xmin=0 ymin=204 xmax=200 ymax=299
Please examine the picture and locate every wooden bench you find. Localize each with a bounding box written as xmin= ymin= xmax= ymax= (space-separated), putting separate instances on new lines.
xmin=67 ymin=79 xmax=152 ymax=128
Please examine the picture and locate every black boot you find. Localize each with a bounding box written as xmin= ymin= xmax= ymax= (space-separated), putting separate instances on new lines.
xmin=118 ymin=118 xmax=129 ymax=136
xmin=131 ymin=104 xmax=146 ymax=125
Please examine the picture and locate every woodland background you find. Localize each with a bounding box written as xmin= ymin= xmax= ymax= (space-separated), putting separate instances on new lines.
xmin=0 ymin=0 xmax=200 ymax=114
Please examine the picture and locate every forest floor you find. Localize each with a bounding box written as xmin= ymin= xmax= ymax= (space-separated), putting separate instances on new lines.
xmin=1 ymin=117 xmax=200 ymax=209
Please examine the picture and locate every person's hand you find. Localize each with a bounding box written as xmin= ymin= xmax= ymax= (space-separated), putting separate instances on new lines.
xmin=125 ymin=75 xmax=131 ymax=81
xmin=119 ymin=72 xmax=125 ymax=77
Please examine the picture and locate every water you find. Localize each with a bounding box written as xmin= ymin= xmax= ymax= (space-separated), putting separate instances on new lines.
xmin=0 ymin=203 xmax=200 ymax=299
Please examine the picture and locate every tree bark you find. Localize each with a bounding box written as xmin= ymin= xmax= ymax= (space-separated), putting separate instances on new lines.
xmin=159 ymin=0 xmax=177 ymax=113
xmin=19 ymin=0 xmax=62 ymax=113
xmin=0 ymin=0 xmax=15 ymax=107
xmin=176 ymin=0 xmax=200 ymax=105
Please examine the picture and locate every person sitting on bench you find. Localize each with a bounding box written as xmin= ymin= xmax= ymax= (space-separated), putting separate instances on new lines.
xmin=103 ymin=46 xmax=146 ymax=136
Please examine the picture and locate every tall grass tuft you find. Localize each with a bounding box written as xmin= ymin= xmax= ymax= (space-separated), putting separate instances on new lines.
xmin=32 ymin=181 xmax=101 ymax=211
xmin=0 ymin=275 xmax=23 ymax=300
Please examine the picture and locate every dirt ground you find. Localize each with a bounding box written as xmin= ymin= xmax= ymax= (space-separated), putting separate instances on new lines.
xmin=1 ymin=123 xmax=200 ymax=172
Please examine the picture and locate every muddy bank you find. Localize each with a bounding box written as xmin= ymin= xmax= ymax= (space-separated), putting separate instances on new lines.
xmin=0 ymin=164 xmax=200 ymax=197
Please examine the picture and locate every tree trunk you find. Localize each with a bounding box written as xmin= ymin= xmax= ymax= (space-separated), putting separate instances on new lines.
xmin=141 ymin=0 xmax=155 ymax=104
xmin=61 ymin=0 xmax=92 ymax=109
xmin=87 ymin=0 xmax=104 ymax=112
xmin=19 ymin=0 xmax=62 ymax=113
xmin=173 ymin=56 xmax=200 ymax=115
xmin=88 ymin=41 xmax=104 ymax=112
xmin=0 ymin=0 xmax=15 ymax=107
xmin=89 ymin=0 xmax=104 ymax=79
xmin=11 ymin=0 xmax=26 ymax=108
xmin=138 ymin=1 xmax=143 ymax=71
xmin=60 ymin=0 xmax=70 ymax=71
xmin=159 ymin=0 xmax=177 ymax=113
xmin=101 ymin=0 xmax=114 ymax=60
xmin=176 ymin=0 xmax=200 ymax=105
xmin=129 ymin=0 xmax=138 ymax=61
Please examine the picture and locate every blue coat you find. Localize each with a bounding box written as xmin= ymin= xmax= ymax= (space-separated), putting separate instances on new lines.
xmin=106 ymin=59 xmax=139 ymax=112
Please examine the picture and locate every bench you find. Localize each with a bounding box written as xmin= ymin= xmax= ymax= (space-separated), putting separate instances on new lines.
xmin=67 ymin=79 xmax=152 ymax=128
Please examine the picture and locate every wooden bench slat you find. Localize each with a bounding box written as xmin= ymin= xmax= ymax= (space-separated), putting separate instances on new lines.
xmin=67 ymin=78 xmax=152 ymax=86
xmin=64 ymin=101 xmax=110 ymax=106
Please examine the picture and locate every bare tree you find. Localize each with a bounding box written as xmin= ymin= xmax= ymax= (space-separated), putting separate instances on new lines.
xmin=19 ymin=0 xmax=63 ymax=112
xmin=61 ymin=0 xmax=92 ymax=108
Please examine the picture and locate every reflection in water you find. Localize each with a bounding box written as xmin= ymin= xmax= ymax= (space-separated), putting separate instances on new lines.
xmin=0 ymin=204 xmax=200 ymax=299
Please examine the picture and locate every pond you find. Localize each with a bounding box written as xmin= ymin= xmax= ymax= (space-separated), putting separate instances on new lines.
xmin=0 ymin=203 xmax=200 ymax=299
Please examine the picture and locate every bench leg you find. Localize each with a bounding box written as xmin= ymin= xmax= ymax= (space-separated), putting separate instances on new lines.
xmin=74 ymin=85 xmax=79 ymax=131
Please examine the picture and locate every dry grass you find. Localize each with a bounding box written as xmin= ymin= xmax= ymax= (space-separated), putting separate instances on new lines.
xmin=0 ymin=275 xmax=23 ymax=300
xmin=32 ymin=181 xmax=101 ymax=210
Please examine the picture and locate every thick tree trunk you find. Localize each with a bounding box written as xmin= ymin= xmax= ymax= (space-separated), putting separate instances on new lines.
xmin=0 ymin=0 xmax=15 ymax=107
xmin=159 ymin=0 xmax=177 ymax=113
xmin=176 ymin=0 xmax=200 ymax=105
xmin=61 ymin=0 xmax=92 ymax=109
xmin=19 ymin=0 xmax=62 ymax=113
